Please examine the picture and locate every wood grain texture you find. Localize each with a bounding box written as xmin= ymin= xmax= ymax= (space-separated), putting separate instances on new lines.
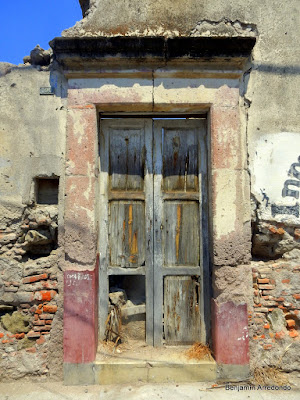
xmin=163 ymin=201 xmax=199 ymax=266
xmin=109 ymin=201 xmax=145 ymax=267
xmin=163 ymin=127 xmax=198 ymax=192
xmin=99 ymin=118 xmax=207 ymax=346
xmin=110 ymin=128 xmax=145 ymax=191
xmin=164 ymin=276 xmax=201 ymax=344
xmin=153 ymin=119 xmax=206 ymax=346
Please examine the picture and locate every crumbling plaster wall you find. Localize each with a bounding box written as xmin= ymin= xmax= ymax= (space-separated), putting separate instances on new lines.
xmin=0 ymin=63 xmax=67 ymax=380
xmin=0 ymin=0 xmax=299 ymax=380
xmin=66 ymin=0 xmax=300 ymax=371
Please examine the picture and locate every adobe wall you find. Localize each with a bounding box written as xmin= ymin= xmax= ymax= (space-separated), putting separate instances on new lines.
xmin=0 ymin=63 xmax=67 ymax=380
xmin=64 ymin=0 xmax=300 ymax=375
xmin=0 ymin=0 xmax=299 ymax=381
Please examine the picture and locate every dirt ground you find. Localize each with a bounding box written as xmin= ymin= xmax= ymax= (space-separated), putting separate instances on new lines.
xmin=96 ymin=340 xmax=213 ymax=362
xmin=0 ymin=379 xmax=300 ymax=400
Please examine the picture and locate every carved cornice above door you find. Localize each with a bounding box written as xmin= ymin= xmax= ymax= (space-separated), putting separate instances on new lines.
xmin=50 ymin=36 xmax=256 ymax=76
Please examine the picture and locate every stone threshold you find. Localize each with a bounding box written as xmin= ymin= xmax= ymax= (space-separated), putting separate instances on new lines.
xmin=64 ymin=359 xmax=217 ymax=385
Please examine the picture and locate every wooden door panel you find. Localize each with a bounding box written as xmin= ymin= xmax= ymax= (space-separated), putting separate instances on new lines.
xmin=163 ymin=201 xmax=199 ymax=266
xmin=164 ymin=276 xmax=201 ymax=344
xmin=110 ymin=128 xmax=145 ymax=191
xmin=109 ymin=201 xmax=145 ymax=267
xmin=99 ymin=119 xmax=153 ymax=342
xmin=163 ymin=128 xmax=198 ymax=192
xmin=153 ymin=119 xmax=206 ymax=345
xmin=100 ymin=118 xmax=206 ymax=346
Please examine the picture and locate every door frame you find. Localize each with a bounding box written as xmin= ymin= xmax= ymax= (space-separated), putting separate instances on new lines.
xmin=98 ymin=114 xmax=210 ymax=346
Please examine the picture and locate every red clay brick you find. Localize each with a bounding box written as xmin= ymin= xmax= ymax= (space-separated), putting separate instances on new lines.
xmin=0 ymin=333 xmax=4 ymax=338
xmin=21 ymin=304 xmax=31 ymax=309
xmin=2 ymin=340 xmax=9 ymax=344
xmin=22 ymin=273 xmax=48 ymax=284
xmin=293 ymin=294 xmax=300 ymax=300
xmin=264 ymin=344 xmax=272 ymax=350
xmin=34 ymin=290 xmax=57 ymax=302
xmin=286 ymin=319 xmax=296 ymax=328
xmin=278 ymin=305 xmax=288 ymax=311
xmin=27 ymin=330 xmax=40 ymax=338
xmin=289 ymin=329 xmax=299 ymax=338
xmin=269 ymin=226 xmax=277 ymax=234
xmin=275 ymin=297 xmax=285 ymax=302
xmin=34 ymin=325 xmax=52 ymax=332
xmin=33 ymin=320 xmax=45 ymax=326
xmin=268 ymin=226 xmax=285 ymax=235
xmin=264 ymin=324 xmax=270 ymax=329
xmin=45 ymin=320 xmax=52 ymax=325
xmin=15 ymin=333 xmax=25 ymax=340
xmin=36 ymin=336 xmax=45 ymax=345
xmin=39 ymin=314 xmax=54 ymax=320
xmin=35 ymin=308 xmax=42 ymax=315
xmin=259 ymin=285 xmax=275 ymax=290
xmin=258 ymin=278 xmax=269 ymax=284
xmin=40 ymin=325 xmax=51 ymax=331
xmin=282 ymin=279 xmax=290 ymax=284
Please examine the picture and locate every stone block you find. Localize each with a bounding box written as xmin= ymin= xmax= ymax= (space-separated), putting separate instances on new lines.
xmin=68 ymin=77 xmax=153 ymax=110
xmin=66 ymin=107 xmax=97 ymax=176
xmin=153 ymin=77 xmax=239 ymax=110
xmin=210 ymin=105 xmax=244 ymax=170
xmin=212 ymin=169 xmax=251 ymax=266
xmin=64 ymin=176 xmax=96 ymax=265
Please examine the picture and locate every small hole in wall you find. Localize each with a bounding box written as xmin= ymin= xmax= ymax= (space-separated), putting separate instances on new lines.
xmin=36 ymin=178 xmax=59 ymax=205
xmin=0 ymin=305 xmax=17 ymax=318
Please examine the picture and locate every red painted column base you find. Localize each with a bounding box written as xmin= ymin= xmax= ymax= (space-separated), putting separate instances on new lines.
xmin=212 ymin=299 xmax=249 ymax=365
xmin=64 ymin=259 xmax=99 ymax=363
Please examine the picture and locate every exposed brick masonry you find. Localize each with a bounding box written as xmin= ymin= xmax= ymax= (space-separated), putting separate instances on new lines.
xmin=250 ymin=259 xmax=300 ymax=357
xmin=0 ymin=206 xmax=61 ymax=380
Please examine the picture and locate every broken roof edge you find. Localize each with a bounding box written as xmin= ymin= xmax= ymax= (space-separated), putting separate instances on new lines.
xmin=50 ymin=36 xmax=256 ymax=72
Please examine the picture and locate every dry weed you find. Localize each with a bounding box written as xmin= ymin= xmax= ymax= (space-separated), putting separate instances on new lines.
xmin=185 ymin=342 xmax=214 ymax=361
xmin=252 ymin=366 xmax=289 ymax=386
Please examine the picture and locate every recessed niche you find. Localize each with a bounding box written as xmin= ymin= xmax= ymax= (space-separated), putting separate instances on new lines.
xmin=36 ymin=178 xmax=59 ymax=205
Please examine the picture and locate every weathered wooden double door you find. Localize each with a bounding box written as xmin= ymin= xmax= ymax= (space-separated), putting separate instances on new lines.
xmin=99 ymin=118 xmax=207 ymax=346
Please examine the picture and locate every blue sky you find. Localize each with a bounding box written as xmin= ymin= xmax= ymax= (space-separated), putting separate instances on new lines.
xmin=0 ymin=0 xmax=82 ymax=65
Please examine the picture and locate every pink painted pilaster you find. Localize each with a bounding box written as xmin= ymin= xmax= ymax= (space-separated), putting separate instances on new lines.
xmin=63 ymin=100 xmax=98 ymax=363
xmin=210 ymin=105 xmax=243 ymax=170
xmin=212 ymin=300 xmax=249 ymax=365
xmin=63 ymin=260 xmax=99 ymax=363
